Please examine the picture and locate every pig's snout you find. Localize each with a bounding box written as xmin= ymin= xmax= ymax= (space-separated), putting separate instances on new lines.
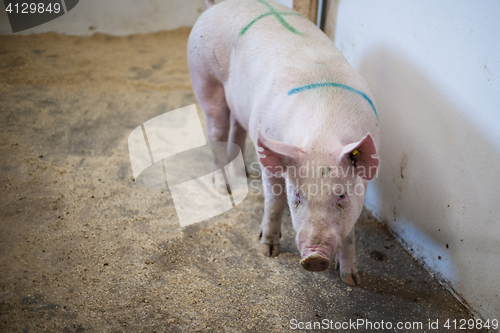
xmin=297 ymin=229 xmax=339 ymax=272
xmin=300 ymin=252 xmax=330 ymax=271
xmin=300 ymin=247 xmax=333 ymax=271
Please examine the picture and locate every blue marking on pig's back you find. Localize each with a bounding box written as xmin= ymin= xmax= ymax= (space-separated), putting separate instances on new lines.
xmin=287 ymin=82 xmax=378 ymax=121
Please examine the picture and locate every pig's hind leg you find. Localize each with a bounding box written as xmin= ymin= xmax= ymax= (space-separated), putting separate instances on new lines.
xmin=192 ymin=77 xmax=231 ymax=193
xmin=259 ymin=173 xmax=287 ymax=257
xmin=335 ymin=228 xmax=360 ymax=286
xmin=228 ymin=115 xmax=247 ymax=174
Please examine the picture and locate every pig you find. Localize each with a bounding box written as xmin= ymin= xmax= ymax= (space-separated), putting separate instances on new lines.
xmin=188 ymin=0 xmax=379 ymax=285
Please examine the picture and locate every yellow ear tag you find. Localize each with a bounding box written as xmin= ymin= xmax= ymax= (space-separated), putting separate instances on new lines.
xmin=352 ymin=149 xmax=360 ymax=156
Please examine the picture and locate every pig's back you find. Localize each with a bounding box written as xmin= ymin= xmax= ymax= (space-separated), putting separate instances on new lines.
xmin=190 ymin=0 xmax=352 ymax=82
xmin=188 ymin=0 xmax=378 ymax=146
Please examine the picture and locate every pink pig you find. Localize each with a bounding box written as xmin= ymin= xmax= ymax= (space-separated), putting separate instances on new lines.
xmin=188 ymin=0 xmax=379 ymax=285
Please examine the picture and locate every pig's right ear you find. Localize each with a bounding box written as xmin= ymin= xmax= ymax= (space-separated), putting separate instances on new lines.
xmin=257 ymin=130 xmax=303 ymax=177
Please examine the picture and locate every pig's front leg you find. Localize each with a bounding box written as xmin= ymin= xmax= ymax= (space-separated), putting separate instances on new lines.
xmin=259 ymin=172 xmax=286 ymax=257
xmin=335 ymin=228 xmax=360 ymax=286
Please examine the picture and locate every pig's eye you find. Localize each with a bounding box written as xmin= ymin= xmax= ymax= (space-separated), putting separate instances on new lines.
xmin=337 ymin=193 xmax=347 ymax=202
xmin=293 ymin=191 xmax=301 ymax=208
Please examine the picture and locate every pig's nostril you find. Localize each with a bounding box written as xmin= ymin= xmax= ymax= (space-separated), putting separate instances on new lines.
xmin=300 ymin=253 xmax=330 ymax=272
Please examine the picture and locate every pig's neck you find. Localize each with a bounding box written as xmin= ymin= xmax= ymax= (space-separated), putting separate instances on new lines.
xmin=253 ymin=77 xmax=372 ymax=159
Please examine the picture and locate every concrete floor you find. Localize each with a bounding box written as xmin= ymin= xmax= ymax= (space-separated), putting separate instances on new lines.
xmin=0 ymin=29 xmax=487 ymax=332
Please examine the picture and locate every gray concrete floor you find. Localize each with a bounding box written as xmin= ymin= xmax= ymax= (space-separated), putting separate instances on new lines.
xmin=0 ymin=29 xmax=487 ymax=332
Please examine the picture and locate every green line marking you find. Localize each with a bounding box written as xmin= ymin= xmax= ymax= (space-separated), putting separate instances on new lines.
xmin=239 ymin=0 xmax=303 ymax=37
xmin=240 ymin=12 xmax=272 ymax=36
xmin=288 ymin=82 xmax=379 ymax=121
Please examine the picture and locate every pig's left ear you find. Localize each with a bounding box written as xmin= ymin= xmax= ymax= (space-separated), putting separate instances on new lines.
xmin=257 ymin=130 xmax=303 ymax=176
xmin=339 ymin=133 xmax=379 ymax=180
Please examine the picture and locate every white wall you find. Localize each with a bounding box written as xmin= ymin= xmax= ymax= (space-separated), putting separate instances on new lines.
xmin=0 ymin=0 xmax=304 ymax=35
xmin=0 ymin=0 xmax=207 ymax=35
xmin=333 ymin=0 xmax=500 ymax=322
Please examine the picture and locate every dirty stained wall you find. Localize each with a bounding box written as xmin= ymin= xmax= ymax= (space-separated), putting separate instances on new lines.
xmin=331 ymin=0 xmax=500 ymax=323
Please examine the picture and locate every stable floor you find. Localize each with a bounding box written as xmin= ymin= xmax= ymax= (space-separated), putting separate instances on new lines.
xmin=0 ymin=29 xmax=486 ymax=332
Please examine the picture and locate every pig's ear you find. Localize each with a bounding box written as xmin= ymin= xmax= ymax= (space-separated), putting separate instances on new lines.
xmin=257 ymin=130 xmax=303 ymax=176
xmin=339 ymin=133 xmax=379 ymax=180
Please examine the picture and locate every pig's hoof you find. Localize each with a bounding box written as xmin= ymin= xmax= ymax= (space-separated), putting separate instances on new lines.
xmin=300 ymin=253 xmax=330 ymax=271
xmin=340 ymin=268 xmax=360 ymax=286
xmin=261 ymin=244 xmax=280 ymax=257
xmin=212 ymin=174 xmax=228 ymax=194
xmin=217 ymin=184 xmax=230 ymax=195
